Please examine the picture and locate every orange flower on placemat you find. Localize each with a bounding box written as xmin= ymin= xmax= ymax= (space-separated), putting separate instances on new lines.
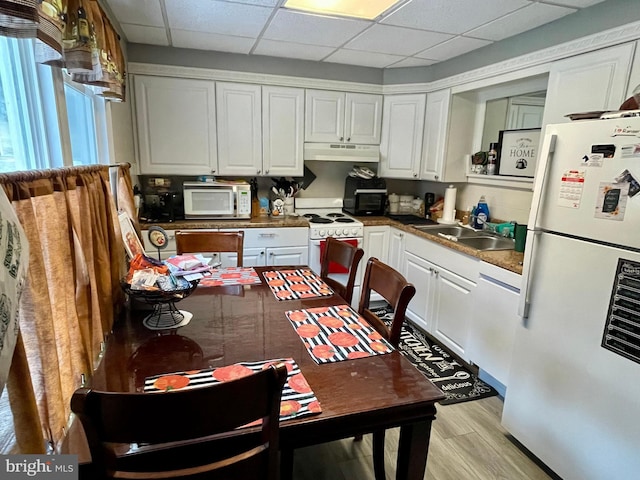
xmin=290 ymin=283 xmax=311 ymax=292
xmin=319 ymin=316 xmax=344 ymax=328
xmin=347 ymin=351 xmax=370 ymax=359
xmin=213 ymin=364 xmax=253 ymax=382
xmin=153 ymin=374 xmax=190 ymax=391
xmin=312 ymin=345 xmax=336 ymax=359
xmin=296 ymin=324 xmax=320 ymax=338
xmin=280 ymin=400 xmax=301 ymax=416
xmin=288 ymin=311 xmax=309 ymax=322
xmin=328 ymin=332 xmax=359 ymax=347
xmin=288 ymin=373 xmax=312 ymax=394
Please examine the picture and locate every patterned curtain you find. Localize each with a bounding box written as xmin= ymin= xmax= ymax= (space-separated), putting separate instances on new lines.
xmin=0 ymin=0 xmax=126 ymax=101
xmin=0 ymin=165 xmax=125 ymax=453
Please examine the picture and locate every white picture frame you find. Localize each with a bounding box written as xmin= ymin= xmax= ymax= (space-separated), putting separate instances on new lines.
xmin=497 ymin=128 xmax=541 ymax=177
xmin=118 ymin=211 xmax=144 ymax=259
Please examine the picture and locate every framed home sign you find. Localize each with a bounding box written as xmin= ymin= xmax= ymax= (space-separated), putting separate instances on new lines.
xmin=497 ymin=128 xmax=541 ymax=177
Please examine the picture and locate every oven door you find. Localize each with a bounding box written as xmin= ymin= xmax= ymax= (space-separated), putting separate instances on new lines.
xmin=309 ymin=237 xmax=363 ymax=307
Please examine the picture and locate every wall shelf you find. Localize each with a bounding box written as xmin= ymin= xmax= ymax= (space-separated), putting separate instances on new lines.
xmin=466 ymin=174 xmax=534 ymax=190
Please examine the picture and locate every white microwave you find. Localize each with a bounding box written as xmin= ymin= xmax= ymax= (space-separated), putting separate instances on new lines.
xmin=183 ymin=182 xmax=251 ymax=219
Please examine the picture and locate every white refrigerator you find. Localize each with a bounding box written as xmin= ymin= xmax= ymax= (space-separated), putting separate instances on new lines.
xmin=502 ymin=116 xmax=640 ymax=480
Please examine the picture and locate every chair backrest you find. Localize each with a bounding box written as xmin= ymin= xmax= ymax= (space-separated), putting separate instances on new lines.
xmin=320 ymin=237 xmax=364 ymax=304
xmin=175 ymin=231 xmax=244 ymax=266
xmin=71 ymin=363 xmax=287 ymax=480
xmin=358 ymin=257 xmax=416 ymax=347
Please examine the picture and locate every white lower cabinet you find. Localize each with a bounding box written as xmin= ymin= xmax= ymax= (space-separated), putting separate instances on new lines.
xmin=220 ymin=227 xmax=308 ymax=267
xmin=468 ymin=262 xmax=521 ymax=388
xmin=402 ymin=233 xmax=478 ymax=361
xmin=388 ymin=227 xmax=405 ymax=272
xmin=359 ymin=225 xmax=390 ymax=303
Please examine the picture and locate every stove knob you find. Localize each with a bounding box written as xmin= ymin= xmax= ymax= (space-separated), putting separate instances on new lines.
xmin=319 ymin=229 xmax=326 ymax=236
xmin=352 ymin=228 xmax=358 ymax=235
xmin=335 ymin=229 xmax=342 ymax=236
xmin=328 ymin=229 xmax=335 ymax=236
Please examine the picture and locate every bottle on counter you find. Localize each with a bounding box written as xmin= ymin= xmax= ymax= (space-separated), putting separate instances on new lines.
xmin=486 ymin=143 xmax=498 ymax=175
xmin=473 ymin=196 xmax=490 ymax=229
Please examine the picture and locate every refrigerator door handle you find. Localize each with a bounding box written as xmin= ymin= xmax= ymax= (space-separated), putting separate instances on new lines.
xmin=518 ymin=133 xmax=555 ymax=320
xmin=526 ymin=133 xmax=556 ymax=229
xmin=518 ymin=228 xmax=539 ymax=319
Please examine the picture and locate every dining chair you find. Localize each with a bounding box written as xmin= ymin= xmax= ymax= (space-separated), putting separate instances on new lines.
xmin=71 ymin=362 xmax=288 ymax=480
xmin=357 ymin=257 xmax=417 ymax=480
xmin=319 ymin=236 xmax=364 ymax=304
xmin=175 ymin=230 xmax=244 ymax=267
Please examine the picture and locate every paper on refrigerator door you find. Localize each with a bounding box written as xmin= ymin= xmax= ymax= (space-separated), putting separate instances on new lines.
xmin=558 ymin=169 xmax=585 ymax=209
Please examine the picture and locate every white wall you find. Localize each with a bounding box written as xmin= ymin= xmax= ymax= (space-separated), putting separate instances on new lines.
xmin=457 ymin=183 xmax=532 ymax=224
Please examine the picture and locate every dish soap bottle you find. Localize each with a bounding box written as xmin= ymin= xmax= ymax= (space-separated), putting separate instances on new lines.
xmin=473 ymin=196 xmax=490 ymax=229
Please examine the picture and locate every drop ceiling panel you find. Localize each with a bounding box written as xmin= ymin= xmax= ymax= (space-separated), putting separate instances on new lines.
xmin=105 ymin=0 xmax=164 ymax=27
xmin=416 ymin=36 xmax=493 ymax=61
xmin=165 ymin=0 xmax=273 ymax=38
xmin=467 ymin=3 xmax=576 ymax=41
xmin=253 ymin=39 xmax=336 ymax=61
xmin=263 ymin=9 xmax=370 ymax=47
xmin=121 ymin=24 xmax=169 ymax=46
xmin=171 ymin=30 xmax=257 ymax=54
xmin=387 ymin=57 xmax=437 ymax=68
xmin=381 ymin=0 xmax=531 ymax=35
xmin=345 ymin=24 xmax=453 ymax=56
xmin=325 ymin=49 xmax=405 ymax=68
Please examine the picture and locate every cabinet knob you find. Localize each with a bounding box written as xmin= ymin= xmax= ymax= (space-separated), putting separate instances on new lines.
xmin=260 ymin=251 xmax=265 ymax=256
xmin=257 ymin=169 xmax=261 ymax=174
xmin=413 ymin=173 xmax=418 ymax=177
xmin=340 ymin=136 xmax=344 ymax=141
xmin=211 ymin=170 xmax=216 ymax=174
xmin=399 ymin=233 xmax=404 ymax=238
xmin=269 ymin=252 xmax=274 ymax=256
xmin=265 ymin=170 xmax=269 ymax=174
xmin=347 ymin=137 xmax=351 ymax=142
xmin=434 ymin=175 xmax=439 ymax=180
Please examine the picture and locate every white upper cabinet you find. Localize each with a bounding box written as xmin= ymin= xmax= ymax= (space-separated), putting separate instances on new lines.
xmin=262 ymin=86 xmax=304 ymax=177
xmin=305 ymin=90 xmax=382 ymax=144
xmin=216 ymin=82 xmax=262 ymax=176
xmin=420 ymin=89 xmax=450 ymax=182
xmin=134 ymin=75 xmax=218 ymax=175
xmin=379 ymin=93 xmax=426 ymax=179
xmin=541 ymin=43 xmax=635 ymax=126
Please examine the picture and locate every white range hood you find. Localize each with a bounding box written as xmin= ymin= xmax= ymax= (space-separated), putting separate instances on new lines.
xmin=303 ymin=142 xmax=379 ymax=162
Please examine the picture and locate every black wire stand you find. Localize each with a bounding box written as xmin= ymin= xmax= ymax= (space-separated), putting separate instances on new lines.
xmin=121 ymin=280 xmax=199 ymax=330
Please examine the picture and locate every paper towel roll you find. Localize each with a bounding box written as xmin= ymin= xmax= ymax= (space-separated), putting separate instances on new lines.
xmin=442 ymin=185 xmax=457 ymax=223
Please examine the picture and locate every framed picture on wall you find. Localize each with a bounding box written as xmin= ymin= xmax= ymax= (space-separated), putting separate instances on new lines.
xmin=497 ymin=128 xmax=541 ymax=177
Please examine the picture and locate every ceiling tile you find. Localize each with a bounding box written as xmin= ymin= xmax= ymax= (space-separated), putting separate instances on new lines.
xmin=165 ymin=0 xmax=272 ymax=38
xmin=345 ymin=24 xmax=453 ymax=56
xmin=171 ymin=29 xmax=257 ymax=53
xmin=324 ymin=49 xmax=405 ymax=68
xmin=262 ymin=10 xmax=370 ymax=47
xmin=253 ymin=39 xmax=336 ymax=61
xmin=386 ymin=57 xmax=437 ymax=68
xmin=538 ymin=0 xmax=604 ymax=6
xmin=229 ymin=0 xmax=280 ymax=5
xmin=467 ymin=3 xmax=576 ymax=41
xmin=415 ymin=36 xmax=492 ymax=61
xmin=106 ymin=0 xmax=164 ymax=27
xmin=381 ymin=0 xmax=531 ymax=35
xmin=121 ymin=24 xmax=169 ymax=45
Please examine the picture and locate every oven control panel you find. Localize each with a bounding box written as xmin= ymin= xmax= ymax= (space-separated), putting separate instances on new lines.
xmin=309 ymin=225 xmax=363 ymax=239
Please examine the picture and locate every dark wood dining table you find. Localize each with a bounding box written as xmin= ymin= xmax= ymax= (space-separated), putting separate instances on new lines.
xmin=93 ymin=266 xmax=445 ymax=480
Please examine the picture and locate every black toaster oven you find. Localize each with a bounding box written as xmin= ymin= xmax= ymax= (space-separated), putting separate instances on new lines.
xmin=342 ymin=176 xmax=387 ymax=216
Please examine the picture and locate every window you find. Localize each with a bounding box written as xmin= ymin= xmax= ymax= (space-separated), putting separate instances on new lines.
xmin=0 ymin=36 xmax=110 ymax=173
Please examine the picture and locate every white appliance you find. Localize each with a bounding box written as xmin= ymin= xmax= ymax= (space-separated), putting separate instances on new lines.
xmin=295 ymin=198 xmax=364 ymax=307
xmin=183 ymin=181 xmax=251 ymax=219
xmin=502 ymin=117 xmax=640 ymax=480
xmin=303 ymin=142 xmax=379 ymax=162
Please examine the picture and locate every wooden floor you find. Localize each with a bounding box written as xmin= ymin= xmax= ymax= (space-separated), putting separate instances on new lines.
xmin=292 ymin=395 xmax=559 ymax=480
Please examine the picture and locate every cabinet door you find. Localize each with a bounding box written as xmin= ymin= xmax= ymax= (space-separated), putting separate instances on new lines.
xmin=468 ymin=272 xmax=520 ymax=387
xmin=134 ymin=76 xmax=217 ymax=175
xmin=388 ymin=228 xmax=405 ymax=273
xmin=542 ymin=43 xmax=635 ymax=126
xmin=432 ymin=266 xmax=475 ymax=361
xmin=221 ymin=247 xmax=266 ymax=267
xmin=420 ymin=89 xmax=451 ymax=182
xmin=345 ymin=93 xmax=382 ymax=144
xmin=403 ymin=251 xmax=436 ymax=333
xmin=305 ymin=90 xmax=345 ymax=142
xmin=216 ymin=82 xmax=262 ymax=176
xmin=262 ymin=86 xmax=304 ymax=176
xmin=379 ymin=94 xmax=426 ymax=179
xmin=267 ymin=246 xmax=309 ymax=266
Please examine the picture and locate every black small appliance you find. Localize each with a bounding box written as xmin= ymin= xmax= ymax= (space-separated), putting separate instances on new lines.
xmin=142 ymin=191 xmax=184 ymax=223
xmin=342 ymin=176 xmax=387 ymax=216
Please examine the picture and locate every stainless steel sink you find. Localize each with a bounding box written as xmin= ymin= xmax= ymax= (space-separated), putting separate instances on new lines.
xmin=412 ymin=225 xmax=515 ymax=251
xmin=412 ymin=225 xmax=481 ymax=238
xmin=455 ymin=236 xmax=515 ymax=251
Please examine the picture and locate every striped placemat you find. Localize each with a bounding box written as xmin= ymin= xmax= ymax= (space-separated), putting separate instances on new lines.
xmin=199 ymin=267 xmax=262 ymax=287
xmin=263 ymin=268 xmax=333 ymax=301
xmin=144 ymin=358 xmax=321 ymax=422
xmin=285 ymin=304 xmax=394 ymax=364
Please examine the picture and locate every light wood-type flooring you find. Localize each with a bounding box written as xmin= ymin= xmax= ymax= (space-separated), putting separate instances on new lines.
xmin=292 ymin=395 xmax=560 ymax=480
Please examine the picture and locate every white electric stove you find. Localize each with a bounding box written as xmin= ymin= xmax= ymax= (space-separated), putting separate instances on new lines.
xmin=294 ymin=198 xmax=364 ymax=307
